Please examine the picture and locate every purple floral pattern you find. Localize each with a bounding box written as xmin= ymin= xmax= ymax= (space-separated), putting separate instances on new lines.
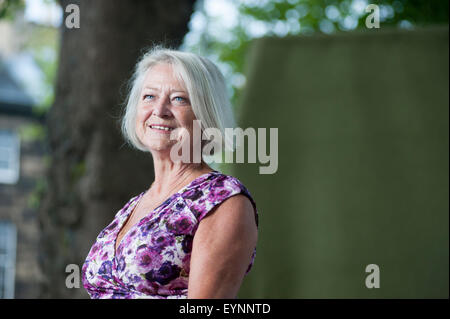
xmin=82 ymin=170 xmax=258 ymax=299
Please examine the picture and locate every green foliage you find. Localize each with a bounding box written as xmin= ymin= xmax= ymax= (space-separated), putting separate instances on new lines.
xmin=27 ymin=177 xmax=48 ymax=210
xmin=0 ymin=0 xmax=25 ymax=20
xmin=237 ymin=0 xmax=448 ymax=33
xmin=185 ymin=0 xmax=449 ymax=107
xmin=70 ymin=161 xmax=86 ymax=184
xmin=25 ymin=25 xmax=60 ymax=115
xmin=18 ymin=123 xmax=47 ymax=142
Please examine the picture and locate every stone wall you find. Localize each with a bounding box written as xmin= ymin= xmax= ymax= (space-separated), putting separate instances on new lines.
xmin=233 ymin=26 xmax=449 ymax=298
xmin=0 ymin=114 xmax=46 ymax=298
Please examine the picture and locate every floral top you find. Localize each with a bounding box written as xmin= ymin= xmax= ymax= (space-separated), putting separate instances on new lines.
xmin=82 ymin=170 xmax=258 ymax=299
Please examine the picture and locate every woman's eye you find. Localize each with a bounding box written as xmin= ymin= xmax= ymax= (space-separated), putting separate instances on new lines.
xmin=143 ymin=94 xmax=154 ymax=101
xmin=174 ymin=96 xmax=186 ymax=103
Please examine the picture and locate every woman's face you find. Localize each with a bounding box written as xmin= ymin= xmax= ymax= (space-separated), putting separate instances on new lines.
xmin=135 ymin=63 xmax=197 ymax=155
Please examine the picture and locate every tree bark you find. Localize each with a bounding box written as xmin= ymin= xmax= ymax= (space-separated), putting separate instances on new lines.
xmin=38 ymin=0 xmax=195 ymax=298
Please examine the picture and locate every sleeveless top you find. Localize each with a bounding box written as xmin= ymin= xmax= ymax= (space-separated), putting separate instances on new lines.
xmin=81 ymin=170 xmax=258 ymax=299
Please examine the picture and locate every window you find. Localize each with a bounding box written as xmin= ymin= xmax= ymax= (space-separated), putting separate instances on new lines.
xmin=0 ymin=221 xmax=17 ymax=299
xmin=0 ymin=130 xmax=20 ymax=185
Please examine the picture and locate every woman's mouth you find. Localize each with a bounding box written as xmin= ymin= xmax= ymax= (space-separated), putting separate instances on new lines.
xmin=148 ymin=124 xmax=175 ymax=133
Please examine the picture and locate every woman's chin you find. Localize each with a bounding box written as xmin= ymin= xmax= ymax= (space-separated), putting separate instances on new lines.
xmin=146 ymin=141 xmax=175 ymax=153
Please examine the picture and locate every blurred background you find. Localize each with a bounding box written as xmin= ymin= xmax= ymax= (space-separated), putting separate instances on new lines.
xmin=0 ymin=0 xmax=447 ymax=299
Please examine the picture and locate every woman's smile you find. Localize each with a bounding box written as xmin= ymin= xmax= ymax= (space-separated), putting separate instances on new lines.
xmin=148 ymin=124 xmax=176 ymax=134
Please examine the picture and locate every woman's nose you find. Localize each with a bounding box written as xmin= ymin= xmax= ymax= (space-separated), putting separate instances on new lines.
xmin=153 ymin=95 xmax=172 ymax=118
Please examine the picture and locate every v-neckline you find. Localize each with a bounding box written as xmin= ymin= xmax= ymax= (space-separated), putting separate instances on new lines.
xmin=113 ymin=170 xmax=219 ymax=259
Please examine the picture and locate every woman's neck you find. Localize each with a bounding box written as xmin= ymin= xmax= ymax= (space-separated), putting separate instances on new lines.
xmin=149 ymin=157 xmax=212 ymax=195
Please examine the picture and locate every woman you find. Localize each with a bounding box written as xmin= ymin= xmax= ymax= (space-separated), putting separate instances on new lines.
xmin=81 ymin=46 xmax=258 ymax=299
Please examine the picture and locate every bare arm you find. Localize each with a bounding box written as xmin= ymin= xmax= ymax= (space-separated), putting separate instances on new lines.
xmin=187 ymin=194 xmax=258 ymax=299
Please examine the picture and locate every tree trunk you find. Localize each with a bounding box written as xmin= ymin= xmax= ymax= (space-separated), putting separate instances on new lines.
xmin=38 ymin=0 xmax=195 ymax=298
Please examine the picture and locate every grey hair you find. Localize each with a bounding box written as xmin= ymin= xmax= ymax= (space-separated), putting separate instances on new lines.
xmin=121 ymin=45 xmax=236 ymax=155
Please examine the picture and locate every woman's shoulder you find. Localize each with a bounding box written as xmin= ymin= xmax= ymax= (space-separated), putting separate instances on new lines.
xmin=181 ymin=170 xmax=253 ymax=199
xmin=180 ymin=170 xmax=258 ymax=225
xmin=210 ymin=171 xmax=257 ymax=210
